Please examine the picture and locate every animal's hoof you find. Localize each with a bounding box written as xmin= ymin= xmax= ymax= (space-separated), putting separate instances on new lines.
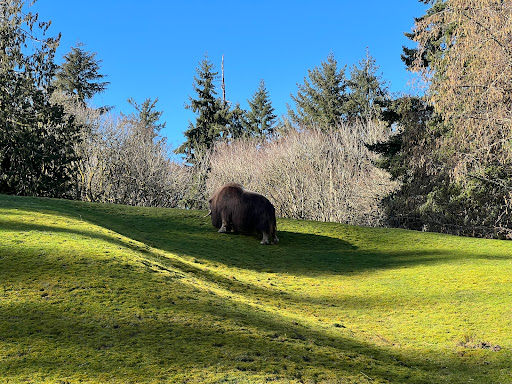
xmin=218 ymin=227 xmax=227 ymax=233
xmin=272 ymin=237 xmax=279 ymax=244
xmin=260 ymin=239 xmax=270 ymax=245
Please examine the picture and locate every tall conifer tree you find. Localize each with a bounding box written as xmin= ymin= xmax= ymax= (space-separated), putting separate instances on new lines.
xmin=54 ymin=43 xmax=109 ymax=105
xmin=226 ymin=103 xmax=247 ymax=140
xmin=0 ymin=0 xmax=81 ymax=197
xmin=245 ymin=79 xmax=276 ymax=138
xmin=288 ymin=53 xmax=348 ymax=129
xmin=126 ymin=98 xmax=166 ymax=144
xmin=176 ymin=54 xmax=228 ymax=163
xmin=346 ymin=49 xmax=389 ymax=124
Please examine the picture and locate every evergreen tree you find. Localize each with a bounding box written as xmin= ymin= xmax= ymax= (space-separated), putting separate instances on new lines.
xmin=126 ymin=97 xmax=166 ymax=144
xmin=0 ymin=0 xmax=81 ymax=197
xmin=375 ymin=0 xmax=512 ymax=238
xmin=401 ymin=0 xmax=449 ymax=70
xmin=245 ymin=79 xmax=276 ymax=137
xmin=288 ymin=53 xmax=348 ymax=129
xmin=176 ymin=54 xmax=228 ymax=163
xmin=226 ymin=103 xmax=248 ymax=140
xmin=346 ymin=49 xmax=389 ymax=124
xmin=54 ymin=43 xmax=109 ymax=105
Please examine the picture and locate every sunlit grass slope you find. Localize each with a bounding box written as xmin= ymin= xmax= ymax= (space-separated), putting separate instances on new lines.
xmin=1 ymin=195 xmax=511 ymax=383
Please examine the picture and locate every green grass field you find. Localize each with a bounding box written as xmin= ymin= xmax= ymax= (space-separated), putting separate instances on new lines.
xmin=1 ymin=194 xmax=511 ymax=383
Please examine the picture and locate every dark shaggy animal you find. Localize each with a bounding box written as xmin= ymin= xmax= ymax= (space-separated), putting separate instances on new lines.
xmin=208 ymin=183 xmax=279 ymax=245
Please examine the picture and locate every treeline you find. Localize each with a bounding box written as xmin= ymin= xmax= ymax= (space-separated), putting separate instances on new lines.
xmin=0 ymin=1 xmax=190 ymax=207
xmin=1 ymin=0 xmax=511 ymax=239
xmin=177 ymin=49 xmax=396 ymax=227
xmin=384 ymin=0 xmax=512 ymax=238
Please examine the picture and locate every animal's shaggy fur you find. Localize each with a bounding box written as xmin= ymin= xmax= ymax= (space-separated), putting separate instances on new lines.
xmin=208 ymin=183 xmax=279 ymax=245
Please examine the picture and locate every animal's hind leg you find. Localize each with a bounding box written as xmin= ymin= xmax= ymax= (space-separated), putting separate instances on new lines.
xmin=260 ymin=232 xmax=270 ymax=245
xmin=271 ymin=224 xmax=279 ymax=244
xmin=218 ymin=219 xmax=228 ymax=233
xmin=265 ymin=223 xmax=278 ymax=244
xmin=218 ymin=211 xmax=232 ymax=233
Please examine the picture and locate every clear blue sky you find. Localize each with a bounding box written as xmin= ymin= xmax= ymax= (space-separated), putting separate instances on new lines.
xmin=33 ymin=1 xmax=427 ymax=149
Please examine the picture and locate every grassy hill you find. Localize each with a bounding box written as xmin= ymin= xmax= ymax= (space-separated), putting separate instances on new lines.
xmin=1 ymin=194 xmax=511 ymax=383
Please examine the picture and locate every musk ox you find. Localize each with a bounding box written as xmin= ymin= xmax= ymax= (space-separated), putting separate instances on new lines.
xmin=208 ymin=183 xmax=279 ymax=245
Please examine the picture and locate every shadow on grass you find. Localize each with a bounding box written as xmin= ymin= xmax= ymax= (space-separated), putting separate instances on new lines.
xmin=0 ymin=209 xmax=452 ymax=277
xmin=0 ymin=218 xmax=475 ymax=318
xmin=62 ymin=201 xmax=512 ymax=276
xmin=1 ymin=196 xmax=511 ymax=382
xmin=1 ymin=260 xmax=506 ymax=384
xmin=4 ymin=196 xmax=511 ymax=277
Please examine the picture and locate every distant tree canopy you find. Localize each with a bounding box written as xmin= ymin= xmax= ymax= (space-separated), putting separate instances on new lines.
xmin=0 ymin=0 xmax=81 ymax=197
xmin=176 ymin=54 xmax=229 ymax=164
xmin=287 ymin=52 xmax=390 ymax=130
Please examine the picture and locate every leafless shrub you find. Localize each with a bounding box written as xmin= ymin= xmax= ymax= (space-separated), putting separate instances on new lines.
xmin=207 ymin=120 xmax=397 ymax=226
xmin=58 ymin=89 xmax=396 ymax=219
xmin=54 ymin=92 xmax=192 ymax=208
xmin=90 ymin=117 xmax=193 ymax=208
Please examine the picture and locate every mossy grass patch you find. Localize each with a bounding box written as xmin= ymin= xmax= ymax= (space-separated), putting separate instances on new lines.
xmin=1 ymin=195 xmax=511 ymax=383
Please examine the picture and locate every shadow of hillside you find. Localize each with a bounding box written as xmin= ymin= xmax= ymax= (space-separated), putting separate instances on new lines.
xmin=66 ymin=204 xmax=512 ymax=276
xmin=0 ymin=218 xmax=476 ymax=316
xmin=5 ymin=196 xmax=511 ymax=277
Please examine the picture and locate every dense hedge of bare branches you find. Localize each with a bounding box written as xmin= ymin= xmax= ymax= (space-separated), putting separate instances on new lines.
xmin=54 ymin=93 xmax=192 ymax=208
xmin=207 ymin=122 xmax=397 ymax=226
xmin=79 ymin=115 xmax=192 ymax=207
xmin=64 ymin=92 xmax=396 ymax=223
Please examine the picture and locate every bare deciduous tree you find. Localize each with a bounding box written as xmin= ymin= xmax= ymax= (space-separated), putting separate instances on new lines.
xmin=409 ymin=0 xmax=512 ymax=236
